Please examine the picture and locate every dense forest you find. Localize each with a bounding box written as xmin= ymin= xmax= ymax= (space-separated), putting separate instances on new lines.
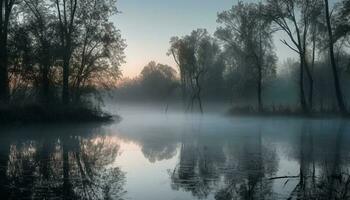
xmin=1 ymin=0 xmax=350 ymax=122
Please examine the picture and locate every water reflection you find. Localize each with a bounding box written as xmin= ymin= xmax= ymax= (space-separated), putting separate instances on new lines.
xmin=170 ymin=124 xmax=278 ymax=200
xmin=1 ymin=114 xmax=350 ymax=200
xmin=285 ymin=121 xmax=350 ymax=200
xmin=109 ymin=114 xmax=350 ymax=200
xmin=0 ymin=124 xmax=126 ymax=200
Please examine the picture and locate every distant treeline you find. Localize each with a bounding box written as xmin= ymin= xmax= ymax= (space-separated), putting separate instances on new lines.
xmin=113 ymin=61 xmax=227 ymax=103
xmin=0 ymin=0 xmax=125 ymax=107
xmin=115 ymin=0 xmax=350 ymax=115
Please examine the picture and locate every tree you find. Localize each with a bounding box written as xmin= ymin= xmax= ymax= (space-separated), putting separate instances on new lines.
xmin=54 ymin=0 xmax=78 ymax=104
xmin=71 ymin=23 xmax=125 ymax=102
xmin=139 ymin=61 xmax=178 ymax=100
xmin=0 ymin=0 xmax=17 ymax=103
xmin=334 ymin=0 xmax=350 ymax=42
xmin=216 ymin=2 xmax=276 ymax=111
xmin=169 ymin=29 xmax=221 ymax=112
xmin=324 ymin=0 xmax=347 ymax=113
xmin=70 ymin=0 xmax=125 ymax=102
xmin=201 ymin=53 xmax=226 ymax=100
xmin=265 ymin=0 xmax=323 ymax=112
xmin=22 ymin=0 xmax=58 ymax=103
xmin=7 ymin=22 xmax=36 ymax=101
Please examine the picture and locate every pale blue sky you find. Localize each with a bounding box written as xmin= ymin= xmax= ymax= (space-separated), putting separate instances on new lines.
xmin=113 ymin=0 xmax=297 ymax=78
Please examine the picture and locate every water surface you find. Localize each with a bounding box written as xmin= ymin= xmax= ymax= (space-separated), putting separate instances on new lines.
xmin=0 ymin=103 xmax=349 ymax=200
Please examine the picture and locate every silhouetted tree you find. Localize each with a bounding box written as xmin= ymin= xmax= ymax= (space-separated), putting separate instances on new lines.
xmin=0 ymin=0 xmax=125 ymax=115
xmin=169 ymin=29 xmax=222 ymax=112
xmin=139 ymin=61 xmax=178 ymax=100
xmin=216 ymin=2 xmax=277 ymax=112
xmin=0 ymin=0 xmax=17 ymax=103
xmin=265 ymin=0 xmax=323 ymax=112
xmin=53 ymin=0 xmax=78 ymax=104
xmin=324 ymin=0 xmax=347 ymax=114
xmin=71 ymin=0 xmax=125 ymax=102
xmin=22 ymin=0 xmax=57 ymax=103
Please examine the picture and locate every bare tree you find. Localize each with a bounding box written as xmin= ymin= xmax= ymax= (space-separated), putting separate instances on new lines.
xmin=0 ymin=0 xmax=17 ymax=103
xmin=70 ymin=0 xmax=125 ymax=102
xmin=23 ymin=0 xmax=57 ymax=103
xmin=54 ymin=0 xmax=78 ymax=104
xmin=324 ymin=0 xmax=347 ymax=114
xmin=266 ymin=0 xmax=323 ymax=112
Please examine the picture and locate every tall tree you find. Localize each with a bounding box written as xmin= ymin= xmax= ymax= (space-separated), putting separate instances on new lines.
xmin=54 ymin=0 xmax=78 ymax=104
xmin=266 ymin=0 xmax=323 ymax=112
xmin=324 ymin=0 xmax=347 ymax=113
xmin=216 ymin=2 xmax=276 ymax=111
xmin=23 ymin=0 xmax=57 ymax=103
xmin=169 ymin=29 xmax=221 ymax=112
xmin=70 ymin=0 xmax=125 ymax=102
xmin=0 ymin=0 xmax=17 ymax=102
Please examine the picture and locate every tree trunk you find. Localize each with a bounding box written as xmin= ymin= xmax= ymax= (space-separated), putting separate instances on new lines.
xmin=304 ymin=60 xmax=314 ymax=111
xmin=257 ymin=30 xmax=263 ymax=113
xmin=309 ymin=32 xmax=316 ymax=110
xmin=324 ymin=0 xmax=347 ymax=114
xmin=56 ymin=0 xmax=77 ymax=106
xmin=299 ymin=55 xmax=308 ymax=113
xmin=258 ymin=65 xmax=263 ymax=113
xmin=39 ymin=39 xmax=51 ymax=104
xmin=62 ymin=52 xmax=70 ymax=105
xmin=0 ymin=2 xmax=11 ymax=103
xmin=195 ymin=74 xmax=203 ymax=113
xmin=41 ymin=59 xmax=50 ymax=104
xmin=0 ymin=43 xmax=9 ymax=103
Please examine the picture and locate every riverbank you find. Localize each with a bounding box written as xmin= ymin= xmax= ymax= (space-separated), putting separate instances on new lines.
xmin=227 ymin=106 xmax=350 ymax=119
xmin=0 ymin=104 xmax=115 ymax=124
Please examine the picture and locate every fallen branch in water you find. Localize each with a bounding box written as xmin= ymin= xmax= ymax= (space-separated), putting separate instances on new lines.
xmin=268 ymin=175 xmax=300 ymax=180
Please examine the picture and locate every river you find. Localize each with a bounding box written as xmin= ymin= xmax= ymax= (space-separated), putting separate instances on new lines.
xmin=0 ymin=103 xmax=349 ymax=200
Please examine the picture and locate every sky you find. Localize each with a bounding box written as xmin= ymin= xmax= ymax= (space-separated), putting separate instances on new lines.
xmin=113 ymin=0 xmax=296 ymax=78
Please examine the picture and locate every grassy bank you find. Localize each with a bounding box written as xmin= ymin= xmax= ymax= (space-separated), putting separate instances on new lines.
xmin=227 ymin=106 xmax=350 ymax=119
xmin=0 ymin=103 xmax=115 ymax=124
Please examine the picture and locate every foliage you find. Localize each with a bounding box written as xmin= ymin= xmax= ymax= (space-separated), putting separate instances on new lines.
xmin=2 ymin=0 xmax=125 ymax=106
xmin=216 ymin=2 xmax=277 ymax=108
xmin=168 ymin=29 xmax=223 ymax=111
xmin=114 ymin=61 xmax=179 ymax=101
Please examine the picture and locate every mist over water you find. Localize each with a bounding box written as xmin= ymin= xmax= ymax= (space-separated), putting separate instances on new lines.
xmin=2 ymin=0 xmax=350 ymax=199
xmin=0 ymin=102 xmax=349 ymax=200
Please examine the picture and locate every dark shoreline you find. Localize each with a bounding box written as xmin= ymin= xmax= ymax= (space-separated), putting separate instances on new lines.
xmin=227 ymin=106 xmax=350 ymax=119
xmin=0 ymin=104 xmax=117 ymax=125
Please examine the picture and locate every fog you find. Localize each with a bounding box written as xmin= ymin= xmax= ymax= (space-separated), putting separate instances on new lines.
xmin=1 ymin=0 xmax=350 ymax=199
xmin=0 ymin=102 xmax=349 ymax=199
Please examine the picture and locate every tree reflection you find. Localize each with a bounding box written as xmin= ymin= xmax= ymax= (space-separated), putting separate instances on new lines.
xmin=0 ymin=125 xmax=126 ymax=200
xmin=170 ymin=127 xmax=278 ymax=200
xmin=277 ymin=121 xmax=350 ymax=200
xmin=141 ymin=139 xmax=178 ymax=163
xmin=171 ymin=134 xmax=226 ymax=198
xmin=311 ymin=121 xmax=350 ymax=200
xmin=169 ymin=120 xmax=350 ymax=200
xmin=215 ymin=128 xmax=278 ymax=200
xmin=0 ymin=136 xmax=11 ymax=199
